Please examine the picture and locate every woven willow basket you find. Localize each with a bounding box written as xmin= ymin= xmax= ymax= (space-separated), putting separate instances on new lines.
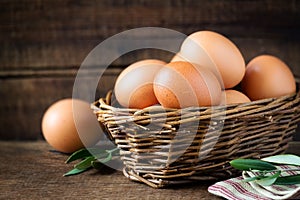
xmin=92 ymin=90 xmax=300 ymax=188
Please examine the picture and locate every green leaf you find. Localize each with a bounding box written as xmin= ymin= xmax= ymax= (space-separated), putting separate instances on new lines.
xmin=93 ymin=152 xmax=109 ymax=160
xmin=107 ymin=148 xmax=120 ymax=155
xmin=91 ymin=160 xmax=105 ymax=170
xmin=255 ymin=171 xmax=281 ymax=186
xmin=99 ymin=152 xmax=112 ymax=164
xmin=74 ymin=156 xmax=95 ymax=170
xmin=242 ymin=176 xmax=261 ymax=183
xmin=63 ymin=167 xmax=90 ymax=177
xmin=64 ymin=147 xmax=119 ymax=177
xmin=274 ymin=175 xmax=300 ymax=185
xmin=65 ymin=148 xmax=107 ymax=164
xmin=91 ymin=153 xmax=113 ymax=169
xmin=262 ymin=154 xmax=300 ymax=166
xmin=65 ymin=148 xmax=92 ymax=164
xmin=230 ymin=159 xmax=277 ymax=171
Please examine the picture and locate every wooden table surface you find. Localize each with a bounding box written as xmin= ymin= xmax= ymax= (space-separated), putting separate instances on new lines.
xmin=2 ymin=141 xmax=300 ymax=200
xmin=0 ymin=141 xmax=223 ymax=200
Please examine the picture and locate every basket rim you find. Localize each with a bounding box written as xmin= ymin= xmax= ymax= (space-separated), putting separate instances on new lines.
xmin=92 ymin=90 xmax=300 ymax=112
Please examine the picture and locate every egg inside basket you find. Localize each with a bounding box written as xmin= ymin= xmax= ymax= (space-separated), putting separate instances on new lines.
xmin=92 ymin=90 xmax=300 ymax=188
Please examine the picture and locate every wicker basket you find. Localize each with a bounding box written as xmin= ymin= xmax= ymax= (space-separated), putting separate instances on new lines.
xmin=92 ymin=91 xmax=300 ymax=188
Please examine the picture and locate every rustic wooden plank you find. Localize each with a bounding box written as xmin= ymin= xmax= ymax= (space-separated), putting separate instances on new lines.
xmin=233 ymin=38 xmax=300 ymax=78
xmin=0 ymin=0 xmax=299 ymax=141
xmin=0 ymin=0 xmax=299 ymax=42
xmin=0 ymin=43 xmax=176 ymax=69
xmin=1 ymin=140 xmax=299 ymax=199
xmin=0 ymin=38 xmax=299 ymax=78
xmin=0 ymin=0 xmax=299 ymax=70
xmin=0 ymin=68 xmax=120 ymax=140
xmin=0 ymin=141 xmax=221 ymax=199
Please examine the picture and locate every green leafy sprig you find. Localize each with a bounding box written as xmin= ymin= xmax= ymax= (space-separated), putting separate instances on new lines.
xmin=63 ymin=147 xmax=119 ymax=176
xmin=230 ymin=154 xmax=300 ymax=186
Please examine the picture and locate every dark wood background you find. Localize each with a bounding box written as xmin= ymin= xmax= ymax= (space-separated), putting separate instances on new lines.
xmin=1 ymin=0 xmax=299 ymax=140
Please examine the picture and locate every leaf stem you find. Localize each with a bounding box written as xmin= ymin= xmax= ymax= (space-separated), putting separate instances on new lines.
xmin=256 ymin=169 xmax=300 ymax=174
xmin=107 ymin=147 xmax=119 ymax=154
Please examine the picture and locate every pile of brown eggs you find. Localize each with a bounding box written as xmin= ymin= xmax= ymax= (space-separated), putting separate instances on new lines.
xmin=41 ymin=30 xmax=297 ymax=154
xmin=114 ymin=30 xmax=296 ymax=109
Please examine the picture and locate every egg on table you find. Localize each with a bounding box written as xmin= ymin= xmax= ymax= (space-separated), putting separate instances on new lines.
xmin=114 ymin=59 xmax=166 ymax=109
xmin=41 ymin=99 xmax=102 ymax=153
xmin=241 ymin=55 xmax=296 ymax=101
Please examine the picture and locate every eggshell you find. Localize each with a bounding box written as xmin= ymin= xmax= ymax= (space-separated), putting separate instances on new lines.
xmin=42 ymin=99 xmax=102 ymax=153
xmin=180 ymin=31 xmax=246 ymax=89
xmin=224 ymin=90 xmax=251 ymax=105
xmin=170 ymin=53 xmax=186 ymax=62
xmin=114 ymin=59 xmax=166 ymax=108
xmin=241 ymin=55 xmax=296 ymax=101
xmin=153 ymin=61 xmax=222 ymax=108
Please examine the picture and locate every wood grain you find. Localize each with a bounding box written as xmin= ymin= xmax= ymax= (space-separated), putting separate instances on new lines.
xmin=0 ymin=141 xmax=221 ymax=199
xmin=0 ymin=68 xmax=120 ymax=140
xmin=1 ymin=0 xmax=299 ymax=42
xmin=0 ymin=0 xmax=299 ymax=140
xmin=0 ymin=0 xmax=299 ymax=70
xmin=1 ymin=141 xmax=299 ymax=199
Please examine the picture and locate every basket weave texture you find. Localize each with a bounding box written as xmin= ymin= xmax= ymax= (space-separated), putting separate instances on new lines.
xmin=93 ymin=91 xmax=300 ymax=188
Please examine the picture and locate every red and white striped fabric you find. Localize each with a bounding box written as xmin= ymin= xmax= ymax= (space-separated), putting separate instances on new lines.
xmin=208 ymin=165 xmax=300 ymax=200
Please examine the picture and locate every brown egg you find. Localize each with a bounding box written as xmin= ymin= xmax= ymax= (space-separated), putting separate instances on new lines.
xmin=114 ymin=59 xmax=166 ymax=108
xmin=153 ymin=61 xmax=222 ymax=108
xmin=241 ymin=55 xmax=296 ymax=101
xmin=180 ymin=31 xmax=246 ymax=89
xmin=224 ymin=90 xmax=251 ymax=105
xmin=42 ymin=99 xmax=102 ymax=153
xmin=170 ymin=53 xmax=186 ymax=62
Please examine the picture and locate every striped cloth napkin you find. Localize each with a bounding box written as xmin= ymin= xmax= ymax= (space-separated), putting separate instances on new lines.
xmin=208 ymin=165 xmax=300 ymax=200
